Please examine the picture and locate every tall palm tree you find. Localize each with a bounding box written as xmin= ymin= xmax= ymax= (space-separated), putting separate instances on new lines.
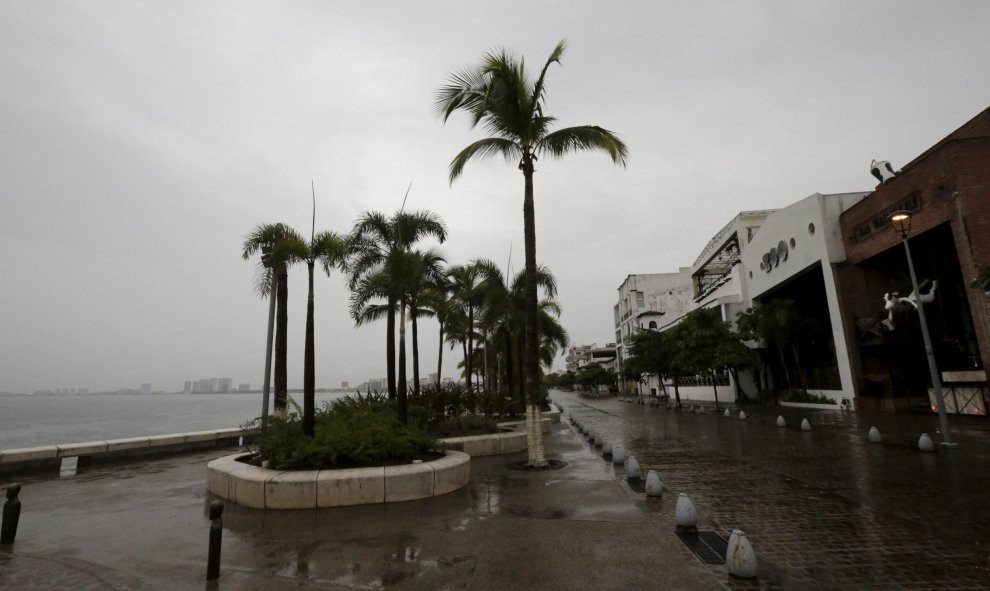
xmin=348 ymin=210 xmax=447 ymax=400
xmin=280 ymin=227 xmax=349 ymax=436
xmin=242 ymin=223 xmax=304 ymax=418
xmin=437 ymin=40 xmax=628 ymax=466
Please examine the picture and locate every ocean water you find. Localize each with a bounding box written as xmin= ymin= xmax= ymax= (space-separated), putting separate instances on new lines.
xmin=0 ymin=392 xmax=347 ymax=449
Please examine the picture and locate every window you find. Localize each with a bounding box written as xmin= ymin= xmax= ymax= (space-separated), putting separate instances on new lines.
xmin=648 ymin=321 xmax=657 ymax=329
xmin=636 ymin=292 xmax=644 ymax=308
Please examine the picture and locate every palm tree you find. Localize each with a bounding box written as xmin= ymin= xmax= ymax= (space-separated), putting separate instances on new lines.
xmin=447 ymin=263 xmax=486 ymax=392
xmin=348 ymin=210 xmax=447 ymax=400
xmin=475 ymin=259 xmax=567 ymax=410
xmin=279 ymin=226 xmax=349 ymax=436
xmin=350 ymin=248 xmax=445 ymax=423
xmin=242 ymin=223 xmax=305 ymax=418
xmin=403 ymin=250 xmax=447 ymax=397
xmin=437 ymin=40 xmax=627 ymax=466
xmin=419 ymin=281 xmax=456 ymax=386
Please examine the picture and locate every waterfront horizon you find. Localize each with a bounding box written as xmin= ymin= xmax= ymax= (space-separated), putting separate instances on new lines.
xmin=0 ymin=392 xmax=347 ymax=449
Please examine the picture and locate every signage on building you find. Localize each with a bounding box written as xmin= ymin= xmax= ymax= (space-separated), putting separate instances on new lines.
xmin=760 ymin=240 xmax=789 ymax=273
xmin=853 ymin=191 xmax=921 ymax=242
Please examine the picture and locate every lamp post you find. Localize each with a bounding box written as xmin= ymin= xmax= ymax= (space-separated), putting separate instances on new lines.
xmin=889 ymin=211 xmax=957 ymax=448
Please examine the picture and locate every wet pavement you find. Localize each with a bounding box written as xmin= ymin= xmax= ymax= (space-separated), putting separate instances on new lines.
xmin=0 ymin=421 xmax=722 ymax=590
xmin=552 ymin=391 xmax=990 ymax=590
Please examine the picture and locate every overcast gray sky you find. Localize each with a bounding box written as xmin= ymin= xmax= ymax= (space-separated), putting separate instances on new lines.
xmin=2 ymin=1 xmax=989 ymax=393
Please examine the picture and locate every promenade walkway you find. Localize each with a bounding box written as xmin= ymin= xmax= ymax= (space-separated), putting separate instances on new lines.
xmin=0 ymin=419 xmax=720 ymax=590
xmin=553 ymin=390 xmax=990 ymax=590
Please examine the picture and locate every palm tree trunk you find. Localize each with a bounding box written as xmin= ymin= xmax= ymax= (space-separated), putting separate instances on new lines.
xmin=709 ymin=368 xmax=721 ymax=411
xmin=673 ymin=375 xmax=681 ymax=410
xmin=411 ymin=302 xmax=421 ymax=397
xmin=521 ymin=155 xmax=546 ymax=467
xmin=303 ymin=261 xmax=316 ymax=436
xmin=274 ymin=267 xmax=289 ymax=418
xmin=386 ymin=297 xmax=397 ymax=399
xmin=398 ymin=297 xmax=408 ymax=424
xmin=261 ymin=272 xmax=277 ymax=425
xmin=466 ymin=304 xmax=474 ymax=393
xmin=436 ymin=322 xmax=444 ymax=387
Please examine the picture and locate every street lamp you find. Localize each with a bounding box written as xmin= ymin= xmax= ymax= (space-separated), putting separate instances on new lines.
xmin=889 ymin=211 xmax=957 ymax=448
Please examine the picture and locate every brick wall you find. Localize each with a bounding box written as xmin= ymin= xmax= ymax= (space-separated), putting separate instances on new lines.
xmin=838 ymin=108 xmax=990 ymax=393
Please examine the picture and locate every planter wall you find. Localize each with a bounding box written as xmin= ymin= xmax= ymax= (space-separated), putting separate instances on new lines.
xmin=207 ymin=450 xmax=471 ymax=509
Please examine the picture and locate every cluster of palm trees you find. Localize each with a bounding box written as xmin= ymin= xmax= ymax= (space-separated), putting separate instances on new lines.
xmin=241 ymin=209 xmax=569 ymax=436
xmin=242 ymin=39 xmax=627 ymax=468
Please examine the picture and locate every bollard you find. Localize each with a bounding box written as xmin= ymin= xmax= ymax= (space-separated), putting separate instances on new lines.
xmin=918 ymin=433 xmax=935 ymax=452
xmin=674 ymin=493 xmax=697 ymax=529
xmin=1 ymin=484 xmax=22 ymax=545
xmin=738 ymin=410 xmax=747 ymax=420
xmin=612 ymin=445 xmax=626 ymax=465
xmin=726 ymin=529 xmax=758 ymax=579
xmin=868 ymin=426 xmax=882 ymax=443
xmin=724 ymin=408 xmax=731 ymax=418
xmin=645 ymin=470 xmax=663 ymax=496
xmin=776 ymin=415 xmax=786 ymax=428
xmin=800 ymin=418 xmax=811 ymax=431
xmin=206 ymin=500 xmax=224 ymax=581
xmin=602 ymin=440 xmax=613 ymax=457
xmin=594 ymin=434 xmax=604 ymax=447
xmin=625 ymin=457 xmax=641 ymax=479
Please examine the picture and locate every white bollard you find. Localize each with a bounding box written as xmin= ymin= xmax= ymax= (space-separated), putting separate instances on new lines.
xmin=602 ymin=440 xmax=613 ymax=455
xmin=625 ymin=457 xmax=641 ymax=479
xmin=674 ymin=493 xmax=697 ymax=529
xmin=594 ymin=434 xmax=604 ymax=447
xmin=726 ymin=529 xmax=758 ymax=579
xmin=918 ymin=433 xmax=935 ymax=452
xmin=776 ymin=415 xmax=786 ymax=428
xmin=612 ymin=446 xmax=626 ymax=464
xmin=587 ymin=428 xmax=596 ymax=441
xmin=800 ymin=418 xmax=811 ymax=431
xmin=738 ymin=410 xmax=747 ymax=420
xmin=868 ymin=426 xmax=882 ymax=443
xmin=645 ymin=470 xmax=663 ymax=496
xmin=724 ymin=408 xmax=731 ymax=418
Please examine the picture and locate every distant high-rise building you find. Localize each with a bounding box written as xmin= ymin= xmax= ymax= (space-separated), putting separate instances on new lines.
xmin=238 ymin=383 xmax=250 ymax=392
xmin=428 ymin=373 xmax=438 ymax=385
xmin=140 ymin=383 xmax=152 ymax=395
xmin=209 ymin=377 xmax=218 ymax=393
xmin=341 ymin=381 xmax=349 ymax=389
xmin=218 ymin=378 xmax=233 ymax=393
xmin=183 ymin=381 xmax=191 ymax=393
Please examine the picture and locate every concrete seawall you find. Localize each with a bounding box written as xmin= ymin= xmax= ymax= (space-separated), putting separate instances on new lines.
xmin=0 ymin=427 xmax=258 ymax=477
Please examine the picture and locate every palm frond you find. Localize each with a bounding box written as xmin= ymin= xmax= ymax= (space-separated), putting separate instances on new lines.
xmin=448 ymin=137 xmax=519 ymax=183
xmin=536 ymin=126 xmax=629 ymax=166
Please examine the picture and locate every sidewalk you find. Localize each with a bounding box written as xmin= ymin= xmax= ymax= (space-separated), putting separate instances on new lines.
xmin=554 ymin=391 xmax=990 ymax=590
xmin=0 ymin=420 xmax=724 ymax=590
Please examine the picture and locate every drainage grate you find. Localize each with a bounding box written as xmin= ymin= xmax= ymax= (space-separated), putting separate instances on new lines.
xmin=675 ymin=530 xmax=727 ymax=566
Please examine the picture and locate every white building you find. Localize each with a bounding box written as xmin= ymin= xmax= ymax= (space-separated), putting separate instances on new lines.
xmin=613 ymin=270 xmax=694 ymax=393
xmin=739 ymin=192 xmax=868 ymax=406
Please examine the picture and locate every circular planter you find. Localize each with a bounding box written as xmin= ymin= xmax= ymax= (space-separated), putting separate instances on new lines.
xmin=207 ymin=450 xmax=470 ymax=510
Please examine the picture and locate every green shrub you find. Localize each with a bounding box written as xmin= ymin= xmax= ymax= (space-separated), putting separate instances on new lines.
xmin=256 ymin=398 xmax=441 ymax=470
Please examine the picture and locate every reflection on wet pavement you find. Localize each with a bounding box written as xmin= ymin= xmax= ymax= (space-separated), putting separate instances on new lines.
xmin=554 ymin=391 xmax=990 ymax=590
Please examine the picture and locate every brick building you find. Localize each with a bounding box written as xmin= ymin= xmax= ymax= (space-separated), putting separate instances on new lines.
xmin=837 ymin=107 xmax=990 ymax=414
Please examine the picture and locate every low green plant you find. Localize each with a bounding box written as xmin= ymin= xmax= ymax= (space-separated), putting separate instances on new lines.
xmin=782 ymin=389 xmax=836 ymax=405
xmin=256 ymin=396 xmax=441 ymax=470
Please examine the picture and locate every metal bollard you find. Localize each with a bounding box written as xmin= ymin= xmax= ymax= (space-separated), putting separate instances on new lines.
xmin=206 ymin=500 xmax=224 ymax=580
xmin=1 ymin=484 xmax=22 ymax=545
